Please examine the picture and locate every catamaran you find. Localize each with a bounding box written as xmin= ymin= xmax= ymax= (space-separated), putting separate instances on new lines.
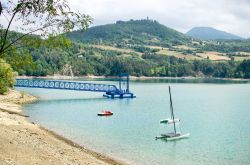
xmin=156 ymin=86 xmax=190 ymax=141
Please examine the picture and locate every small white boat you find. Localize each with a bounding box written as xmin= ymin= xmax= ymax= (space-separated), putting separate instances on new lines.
xmin=156 ymin=133 xmax=190 ymax=140
xmin=97 ymin=110 xmax=113 ymax=116
xmin=156 ymin=86 xmax=190 ymax=141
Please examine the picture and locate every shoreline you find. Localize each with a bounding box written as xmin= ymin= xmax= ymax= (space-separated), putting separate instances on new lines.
xmin=39 ymin=126 xmax=126 ymax=165
xmin=0 ymin=90 xmax=126 ymax=165
xmin=17 ymin=74 xmax=250 ymax=81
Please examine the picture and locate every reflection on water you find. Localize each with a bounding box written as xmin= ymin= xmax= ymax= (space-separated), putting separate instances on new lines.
xmin=36 ymin=97 xmax=106 ymax=103
xmin=132 ymin=78 xmax=250 ymax=84
xmin=31 ymin=77 xmax=250 ymax=84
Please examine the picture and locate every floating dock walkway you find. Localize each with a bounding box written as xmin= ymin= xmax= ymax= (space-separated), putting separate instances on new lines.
xmin=15 ymin=74 xmax=135 ymax=98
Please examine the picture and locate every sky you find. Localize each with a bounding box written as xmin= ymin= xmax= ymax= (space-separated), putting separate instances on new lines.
xmin=68 ymin=0 xmax=250 ymax=38
xmin=0 ymin=0 xmax=249 ymax=38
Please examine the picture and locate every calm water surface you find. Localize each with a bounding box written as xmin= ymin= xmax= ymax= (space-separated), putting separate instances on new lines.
xmin=18 ymin=79 xmax=250 ymax=165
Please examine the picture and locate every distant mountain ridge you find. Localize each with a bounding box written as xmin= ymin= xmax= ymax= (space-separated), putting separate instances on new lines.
xmin=186 ymin=27 xmax=242 ymax=40
xmin=68 ymin=19 xmax=191 ymax=45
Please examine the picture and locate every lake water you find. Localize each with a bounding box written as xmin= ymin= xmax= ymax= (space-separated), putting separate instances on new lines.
xmin=18 ymin=79 xmax=250 ymax=165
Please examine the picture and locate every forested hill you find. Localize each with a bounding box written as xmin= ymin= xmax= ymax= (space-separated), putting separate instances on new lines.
xmin=186 ymin=27 xmax=242 ymax=40
xmin=67 ymin=19 xmax=191 ymax=46
xmin=2 ymin=24 xmax=250 ymax=79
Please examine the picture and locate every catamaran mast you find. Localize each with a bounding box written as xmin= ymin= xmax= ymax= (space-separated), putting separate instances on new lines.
xmin=169 ymin=86 xmax=177 ymax=134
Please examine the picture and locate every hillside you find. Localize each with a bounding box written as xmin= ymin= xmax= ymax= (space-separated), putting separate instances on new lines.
xmin=68 ymin=19 xmax=191 ymax=46
xmin=2 ymin=24 xmax=250 ymax=79
xmin=186 ymin=27 xmax=242 ymax=40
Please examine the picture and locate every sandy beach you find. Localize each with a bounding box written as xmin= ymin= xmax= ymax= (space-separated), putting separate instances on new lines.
xmin=0 ymin=90 xmax=124 ymax=165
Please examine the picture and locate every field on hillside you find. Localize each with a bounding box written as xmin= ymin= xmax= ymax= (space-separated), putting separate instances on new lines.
xmin=91 ymin=45 xmax=134 ymax=54
xmin=89 ymin=44 xmax=250 ymax=61
xmin=197 ymin=52 xmax=230 ymax=60
xmin=146 ymin=45 xmax=201 ymax=60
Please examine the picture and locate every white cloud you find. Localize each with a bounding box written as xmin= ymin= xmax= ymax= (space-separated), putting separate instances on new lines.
xmin=69 ymin=0 xmax=250 ymax=38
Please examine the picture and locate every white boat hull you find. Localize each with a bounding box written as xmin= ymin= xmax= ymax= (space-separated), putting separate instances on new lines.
xmin=156 ymin=133 xmax=190 ymax=141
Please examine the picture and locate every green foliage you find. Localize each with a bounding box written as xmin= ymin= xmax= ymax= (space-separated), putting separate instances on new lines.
xmin=197 ymin=39 xmax=250 ymax=53
xmin=0 ymin=59 xmax=16 ymax=94
xmin=1 ymin=30 xmax=73 ymax=76
xmin=131 ymin=46 xmax=160 ymax=53
xmin=236 ymin=60 xmax=250 ymax=78
xmin=1 ymin=32 xmax=249 ymax=79
xmin=3 ymin=39 xmax=248 ymax=79
xmin=3 ymin=46 xmax=35 ymax=76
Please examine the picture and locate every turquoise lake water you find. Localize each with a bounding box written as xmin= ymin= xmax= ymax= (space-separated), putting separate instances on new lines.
xmin=18 ymin=79 xmax=250 ymax=165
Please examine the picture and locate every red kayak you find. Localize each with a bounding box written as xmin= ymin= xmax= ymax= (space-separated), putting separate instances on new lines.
xmin=97 ymin=110 xmax=113 ymax=116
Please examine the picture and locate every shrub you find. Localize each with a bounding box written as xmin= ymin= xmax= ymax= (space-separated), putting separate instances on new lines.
xmin=0 ymin=59 xmax=17 ymax=94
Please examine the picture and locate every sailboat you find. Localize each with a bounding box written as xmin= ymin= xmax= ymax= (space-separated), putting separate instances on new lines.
xmin=156 ymin=86 xmax=190 ymax=141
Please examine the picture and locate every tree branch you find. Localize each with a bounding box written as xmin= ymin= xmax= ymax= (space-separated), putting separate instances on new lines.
xmin=1 ymin=43 xmax=34 ymax=55
xmin=0 ymin=1 xmax=91 ymax=57
xmin=0 ymin=23 xmax=55 ymax=56
xmin=0 ymin=10 xmax=18 ymax=53
xmin=0 ymin=2 xmax=2 ymax=16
